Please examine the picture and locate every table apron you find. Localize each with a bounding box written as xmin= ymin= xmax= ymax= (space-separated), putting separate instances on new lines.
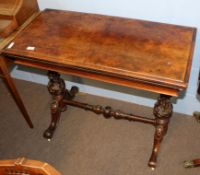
xmin=9 ymin=57 xmax=182 ymax=97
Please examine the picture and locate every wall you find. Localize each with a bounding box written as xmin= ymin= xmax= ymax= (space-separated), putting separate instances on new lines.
xmin=11 ymin=0 xmax=200 ymax=115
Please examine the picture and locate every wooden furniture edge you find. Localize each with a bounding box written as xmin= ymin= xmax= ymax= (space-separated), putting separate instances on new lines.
xmin=6 ymin=56 xmax=180 ymax=96
xmin=0 ymin=157 xmax=61 ymax=175
xmin=183 ymin=28 xmax=197 ymax=85
xmin=1 ymin=9 xmax=196 ymax=91
xmin=2 ymin=47 xmax=189 ymax=91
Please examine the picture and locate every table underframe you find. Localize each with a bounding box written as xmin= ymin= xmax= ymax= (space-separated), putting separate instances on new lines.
xmin=45 ymin=70 xmax=173 ymax=169
xmin=1 ymin=55 xmax=176 ymax=169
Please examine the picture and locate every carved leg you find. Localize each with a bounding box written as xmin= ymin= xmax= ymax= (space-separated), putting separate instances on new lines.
xmin=43 ymin=71 xmax=78 ymax=139
xmin=148 ymin=94 xmax=173 ymax=169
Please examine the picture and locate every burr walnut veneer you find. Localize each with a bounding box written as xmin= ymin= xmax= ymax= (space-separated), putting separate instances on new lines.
xmin=1 ymin=9 xmax=196 ymax=169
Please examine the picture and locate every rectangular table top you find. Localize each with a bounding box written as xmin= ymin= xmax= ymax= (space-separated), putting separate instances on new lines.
xmin=2 ymin=9 xmax=196 ymax=96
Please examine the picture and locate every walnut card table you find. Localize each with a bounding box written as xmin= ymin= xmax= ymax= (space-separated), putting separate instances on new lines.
xmin=1 ymin=9 xmax=196 ymax=168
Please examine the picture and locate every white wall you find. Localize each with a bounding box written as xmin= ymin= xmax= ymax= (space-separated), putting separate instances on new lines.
xmin=12 ymin=0 xmax=200 ymax=115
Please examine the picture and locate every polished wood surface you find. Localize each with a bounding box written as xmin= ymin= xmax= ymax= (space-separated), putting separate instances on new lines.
xmin=2 ymin=9 xmax=196 ymax=96
xmin=0 ymin=157 xmax=61 ymax=175
xmin=1 ymin=9 xmax=197 ymax=169
xmin=0 ymin=0 xmax=39 ymax=37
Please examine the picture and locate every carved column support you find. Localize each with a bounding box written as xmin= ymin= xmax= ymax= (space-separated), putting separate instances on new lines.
xmin=148 ymin=94 xmax=173 ymax=169
xmin=43 ymin=71 xmax=78 ymax=140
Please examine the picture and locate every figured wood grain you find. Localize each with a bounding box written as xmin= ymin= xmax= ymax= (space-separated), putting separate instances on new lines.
xmin=2 ymin=9 xmax=196 ymax=96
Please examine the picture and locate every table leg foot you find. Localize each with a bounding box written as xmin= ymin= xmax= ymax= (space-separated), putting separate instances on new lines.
xmin=43 ymin=71 xmax=78 ymax=139
xmin=43 ymin=99 xmax=62 ymax=139
xmin=184 ymin=160 xmax=195 ymax=168
xmin=148 ymin=94 xmax=173 ymax=168
xmin=184 ymin=159 xmax=200 ymax=168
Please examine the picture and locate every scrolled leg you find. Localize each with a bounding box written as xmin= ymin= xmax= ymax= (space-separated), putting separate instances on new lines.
xmin=148 ymin=94 xmax=173 ymax=169
xmin=43 ymin=71 xmax=66 ymax=139
xmin=65 ymin=86 xmax=79 ymax=100
xmin=43 ymin=71 xmax=78 ymax=139
xmin=43 ymin=99 xmax=62 ymax=139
